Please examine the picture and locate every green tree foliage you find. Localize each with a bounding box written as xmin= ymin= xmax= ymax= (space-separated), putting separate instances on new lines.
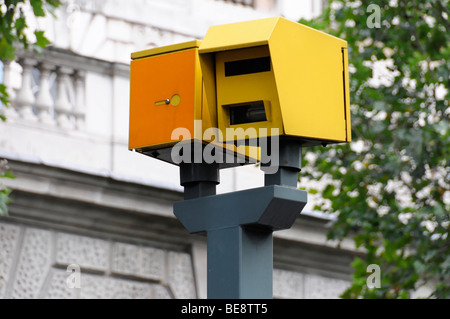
xmin=300 ymin=0 xmax=449 ymax=298
xmin=1 ymin=0 xmax=61 ymax=114
xmin=0 ymin=0 xmax=60 ymax=215
xmin=0 ymin=159 xmax=14 ymax=216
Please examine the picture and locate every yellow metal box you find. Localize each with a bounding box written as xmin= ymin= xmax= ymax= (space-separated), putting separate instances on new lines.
xmin=199 ymin=17 xmax=352 ymax=146
xmin=129 ymin=40 xmax=257 ymax=166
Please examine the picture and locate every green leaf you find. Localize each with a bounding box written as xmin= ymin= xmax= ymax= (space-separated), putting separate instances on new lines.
xmin=322 ymin=184 xmax=336 ymax=199
xmin=30 ymin=0 xmax=46 ymax=17
xmin=441 ymin=255 xmax=450 ymax=271
xmin=0 ymin=84 xmax=10 ymax=108
xmin=34 ymin=30 xmax=51 ymax=48
xmin=15 ymin=16 xmax=27 ymax=33
xmin=0 ymin=192 xmax=11 ymax=216
xmin=45 ymin=0 xmax=62 ymax=17
xmin=400 ymin=290 xmax=409 ymax=299
xmin=0 ymin=201 xmax=9 ymax=216
xmin=0 ymin=171 xmax=15 ymax=179
xmin=0 ymin=36 xmax=16 ymax=60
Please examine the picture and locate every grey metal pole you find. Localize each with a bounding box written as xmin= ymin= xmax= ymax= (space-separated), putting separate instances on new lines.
xmin=175 ymin=140 xmax=306 ymax=299
xmin=207 ymin=226 xmax=273 ymax=299
xmin=263 ymin=138 xmax=302 ymax=188
xmin=179 ymin=160 xmax=274 ymax=299
xmin=180 ymin=162 xmax=219 ymax=200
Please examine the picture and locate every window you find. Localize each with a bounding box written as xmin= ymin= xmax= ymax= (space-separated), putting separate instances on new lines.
xmin=225 ymin=57 xmax=271 ymax=77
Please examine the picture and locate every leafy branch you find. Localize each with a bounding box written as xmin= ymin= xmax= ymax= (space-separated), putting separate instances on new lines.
xmin=301 ymin=0 xmax=449 ymax=299
xmin=1 ymin=0 xmax=61 ymax=215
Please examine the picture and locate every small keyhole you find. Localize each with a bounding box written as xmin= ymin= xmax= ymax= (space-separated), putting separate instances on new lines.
xmin=155 ymin=99 xmax=171 ymax=106
xmin=155 ymin=95 xmax=181 ymax=107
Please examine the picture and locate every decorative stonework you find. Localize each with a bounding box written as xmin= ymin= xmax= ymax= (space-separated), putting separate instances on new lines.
xmin=112 ymin=242 xmax=140 ymax=277
xmin=0 ymin=224 xmax=21 ymax=298
xmin=153 ymin=284 xmax=172 ymax=299
xmin=168 ymin=251 xmax=197 ymax=299
xmin=304 ymin=274 xmax=350 ymax=299
xmin=140 ymin=246 xmax=166 ymax=282
xmin=112 ymin=243 xmax=165 ymax=282
xmin=0 ymin=221 xmax=202 ymax=299
xmin=10 ymin=228 xmax=52 ymax=299
xmin=0 ymin=216 xmax=352 ymax=299
xmin=2 ymin=57 xmax=87 ymax=130
xmin=56 ymin=233 xmax=109 ymax=272
xmin=44 ymin=269 xmax=78 ymax=299
xmin=273 ymin=269 xmax=304 ymax=299
xmin=79 ymin=274 xmax=153 ymax=299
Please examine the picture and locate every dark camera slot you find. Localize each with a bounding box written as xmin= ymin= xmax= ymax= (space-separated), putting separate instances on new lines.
xmin=225 ymin=57 xmax=271 ymax=77
xmin=227 ymin=101 xmax=268 ymax=125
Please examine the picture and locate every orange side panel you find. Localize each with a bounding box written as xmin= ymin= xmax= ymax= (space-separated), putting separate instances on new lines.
xmin=129 ymin=49 xmax=197 ymax=150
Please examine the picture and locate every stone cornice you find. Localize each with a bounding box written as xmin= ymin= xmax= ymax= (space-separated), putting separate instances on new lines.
xmin=4 ymin=159 xmax=183 ymax=219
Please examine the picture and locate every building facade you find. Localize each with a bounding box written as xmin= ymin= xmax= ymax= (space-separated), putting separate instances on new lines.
xmin=0 ymin=0 xmax=358 ymax=299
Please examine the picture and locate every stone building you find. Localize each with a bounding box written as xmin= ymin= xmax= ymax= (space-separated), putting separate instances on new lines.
xmin=0 ymin=0 xmax=358 ymax=299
